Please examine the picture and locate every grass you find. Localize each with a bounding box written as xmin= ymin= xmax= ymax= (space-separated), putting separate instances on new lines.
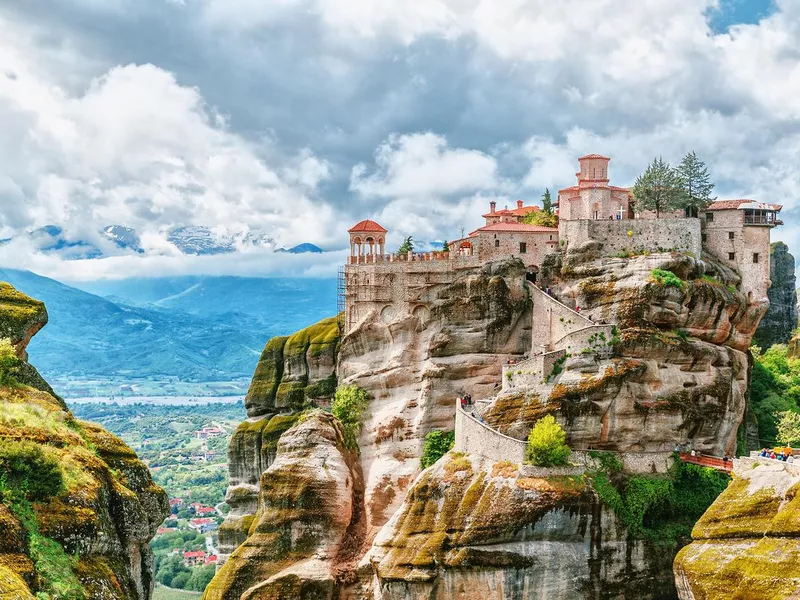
xmin=650 ymin=268 xmax=685 ymax=290
xmin=153 ymin=584 xmax=203 ymax=599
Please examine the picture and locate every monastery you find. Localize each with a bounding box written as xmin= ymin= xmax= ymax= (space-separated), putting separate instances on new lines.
xmin=343 ymin=154 xmax=782 ymax=334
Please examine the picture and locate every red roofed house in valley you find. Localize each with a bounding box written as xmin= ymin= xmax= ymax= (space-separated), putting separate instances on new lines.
xmin=183 ymin=551 xmax=206 ymax=567
xmin=557 ymin=154 xmax=632 ymax=221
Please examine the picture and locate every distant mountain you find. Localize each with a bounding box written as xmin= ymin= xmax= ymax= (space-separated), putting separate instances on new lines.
xmin=0 ymin=269 xmax=336 ymax=383
xmin=276 ymin=243 xmax=325 ymax=254
xmin=101 ymin=225 xmax=143 ymax=253
xmin=166 ymin=226 xmax=275 ymax=255
xmin=29 ymin=226 xmax=102 ymax=259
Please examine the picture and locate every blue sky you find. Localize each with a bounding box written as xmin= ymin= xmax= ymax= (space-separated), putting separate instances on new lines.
xmin=0 ymin=0 xmax=798 ymax=280
xmin=708 ymin=0 xmax=776 ymax=32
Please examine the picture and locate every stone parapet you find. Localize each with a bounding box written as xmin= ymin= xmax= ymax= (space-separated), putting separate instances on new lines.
xmin=560 ymin=218 xmax=702 ymax=257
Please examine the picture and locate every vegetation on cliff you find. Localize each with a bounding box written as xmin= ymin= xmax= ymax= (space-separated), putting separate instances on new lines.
xmin=331 ymin=384 xmax=369 ymax=451
xmin=420 ymin=430 xmax=455 ymax=469
xmin=750 ymin=344 xmax=800 ymax=447
xmin=589 ymin=452 xmax=729 ymax=543
xmin=0 ymin=283 xmax=169 ymax=599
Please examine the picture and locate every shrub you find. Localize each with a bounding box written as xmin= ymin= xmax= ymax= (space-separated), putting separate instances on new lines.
xmin=776 ymin=411 xmax=800 ymax=446
xmin=420 ymin=430 xmax=455 ymax=469
xmin=650 ymin=268 xmax=685 ymax=290
xmin=525 ymin=415 xmax=570 ymax=466
xmin=331 ymin=385 xmax=370 ymax=451
xmin=675 ymin=329 xmax=689 ymax=341
xmin=0 ymin=338 xmax=19 ymax=386
xmin=0 ymin=440 xmax=64 ymax=501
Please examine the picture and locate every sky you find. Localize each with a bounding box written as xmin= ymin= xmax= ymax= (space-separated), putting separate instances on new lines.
xmin=0 ymin=0 xmax=797 ymax=281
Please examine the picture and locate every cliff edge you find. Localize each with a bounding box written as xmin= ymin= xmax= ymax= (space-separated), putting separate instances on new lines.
xmin=0 ymin=283 xmax=169 ymax=599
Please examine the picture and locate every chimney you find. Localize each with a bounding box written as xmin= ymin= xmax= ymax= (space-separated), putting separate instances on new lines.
xmin=489 ymin=201 xmax=496 ymax=214
xmin=517 ymin=200 xmax=523 ymax=209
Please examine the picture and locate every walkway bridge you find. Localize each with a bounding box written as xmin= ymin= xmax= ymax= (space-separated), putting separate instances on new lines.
xmin=679 ymin=453 xmax=733 ymax=473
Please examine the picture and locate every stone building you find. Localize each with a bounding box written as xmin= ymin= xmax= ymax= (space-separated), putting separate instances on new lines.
xmin=702 ymin=199 xmax=783 ymax=302
xmin=343 ymin=154 xmax=783 ymax=334
xmin=557 ymin=154 xmax=633 ymax=221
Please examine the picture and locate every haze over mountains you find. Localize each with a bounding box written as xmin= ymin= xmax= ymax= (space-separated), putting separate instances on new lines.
xmin=0 ymin=269 xmax=336 ymax=388
xmin=1 ymin=225 xmax=325 ymax=259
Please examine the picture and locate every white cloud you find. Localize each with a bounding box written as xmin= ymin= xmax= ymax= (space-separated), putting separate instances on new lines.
xmin=0 ymin=28 xmax=340 ymax=254
xmin=351 ymin=132 xmax=499 ymax=198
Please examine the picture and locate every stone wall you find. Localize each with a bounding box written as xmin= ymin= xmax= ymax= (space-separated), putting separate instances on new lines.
xmin=552 ymin=324 xmax=616 ymax=356
xmin=501 ymin=350 xmax=565 ymax=393
xmin=456 ymin=399 xmax=674 ymax=473
xmin=474 ymin=229 xmax=558 ymax=269
xmin=529 ymin=283 xmax=593 ymax=351
xmin=560 ymin=218 xmax=702 ymax=257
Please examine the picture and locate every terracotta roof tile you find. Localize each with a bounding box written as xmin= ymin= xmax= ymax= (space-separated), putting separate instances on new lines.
xmin=469 ymin=222 xmax=559 ymax=236
xmin=707 ymin=199 xmax=782 ymax=212
xmin=348 ymin=219 xmax=388 ymax=233
xmin=579 ymin=153 xmax=611 ymax=160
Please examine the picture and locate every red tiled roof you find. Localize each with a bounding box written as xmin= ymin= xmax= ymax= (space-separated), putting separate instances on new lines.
xmin=511 ymin=206 xmax=540 ymax=216
xmin=184 ymin=551 xmax=205 ymax=558
xmin=558 ymin=186 xmax=579 ymax=194
xmin=579 ymin=154 xmax=611 ymax=160
xmin=707 ymin=199 xmax=783 ymax=212
xmin=608 ymin=185 xmax=630 ymax=192
xmin=348 ymin=219 xmax=387 ymax=233
xmin=189 ymin=518 xmax=214 ymax=525
xmin=469 ymin=222 xmax=558 ymax=236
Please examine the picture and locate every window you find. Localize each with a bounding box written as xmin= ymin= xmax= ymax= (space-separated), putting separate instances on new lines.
xmin=701 ymin=233 xmax=708 ymax=243
xmin=728 ymin=252 xmax=736 ymax=260
xmin=753 ymin=253 xmax=760 ymax=264
xmin=728 ymin=231 xmax=735 ymax=240
xmin=495 ymin=239 xmax=500 ymax=248
xmin=549 ymin=235 xmax=553 ymax=241
xmin=706 ymin=212 xmax=714 ymax=222
xmin=519 ymin=242 xmax=527 ymax=254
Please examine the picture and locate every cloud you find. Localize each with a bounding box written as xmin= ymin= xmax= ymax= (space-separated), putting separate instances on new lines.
xmin=1 ymin=0 xmax=800 ymax=279
xmin=0 ymin=30 xmax=339 ymax=253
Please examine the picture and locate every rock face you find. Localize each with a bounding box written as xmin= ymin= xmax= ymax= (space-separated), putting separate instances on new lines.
xmin=753 ymin=241 xmax=798 ymax=349
xmin=210 ymin=248 xmax=766 ymax=599
xmin=674 ymin=458 xmax=800 ymax=599
xmin=204 ymin=411 xmax=364 ymax=599
xmin=369 ymin=454 xmax=676 ymax=600
xmin=0 ymin=284 xmax=169 ymax=599
xmin=486 ymin=250 xmax=758 ymax=457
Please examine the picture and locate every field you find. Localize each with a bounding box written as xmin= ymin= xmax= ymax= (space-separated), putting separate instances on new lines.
xmin=153 ymin=584 xmax=203 ymax=599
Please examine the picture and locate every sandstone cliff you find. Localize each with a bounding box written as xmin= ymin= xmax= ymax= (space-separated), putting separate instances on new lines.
xmin=369 ymin=454 xmax=676 ymax=600
xmin=674 ymin=457 xmax=800 ymax=599
xmin=0 ymin=283 xmax=169 ymax=599
xmin=210 ymin=247 xmax=764 ymax=599
xmin=753 ymin=241 xmax=798 ymax=350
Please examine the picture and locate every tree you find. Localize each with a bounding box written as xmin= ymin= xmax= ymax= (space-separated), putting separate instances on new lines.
xmin=186 ymin=565 xmax=217 ymax=591
xmin=525 ymin=415 xmax=570 ymax=466
xmin=523 ymin=211 xmax=558 ymax=228
xmin=441 ymin=240 xmax=449 ymax=252
xmin=421 ymin=430 xmax=455 ymax=469
xmin=398 ymin=236 xmax=414 ymax=255
xmin=331 ymin=385 xmax=370 ymax=451
xmin=675 ymin=151 xmax=715 ymax=215
xmin=776 ymin=411 xmax=800 ymax=446
xmin=542 ymin=188 xmax=553 ymax=215
xmin=631 ymin=157 xmax=682 ymax=218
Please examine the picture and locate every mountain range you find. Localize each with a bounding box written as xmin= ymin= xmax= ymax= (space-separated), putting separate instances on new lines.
xmin=1 ymin=225 xmax=325 ymax=258
xmin=0 ymin=269 xmax=336 ymax=384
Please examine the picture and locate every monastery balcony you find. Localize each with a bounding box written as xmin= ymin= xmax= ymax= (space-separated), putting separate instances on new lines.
xmin=744 ymin=215 xmax=782 ymax=227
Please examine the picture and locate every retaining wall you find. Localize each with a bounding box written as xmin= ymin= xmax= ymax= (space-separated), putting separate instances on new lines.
xmin=553 ymin=324 xmax=616 ymax=357
xmin=501 ymin=350 xmax=565 ymax=393
xmin=560 ymin=218 xmax=702 ymax=257
xmin=529 ymin=283 xmax=593 ymax=351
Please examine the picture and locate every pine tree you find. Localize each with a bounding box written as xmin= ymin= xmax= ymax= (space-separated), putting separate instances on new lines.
xmin=675 ymin=151 xmax=715 ymax=215
xmin=397 ymin=236 xmax=414 ymax=254
xmin=542 ymin=188 xmax=553 ymax=215
xmin=631 ymin=157 xmax=682 ymax=218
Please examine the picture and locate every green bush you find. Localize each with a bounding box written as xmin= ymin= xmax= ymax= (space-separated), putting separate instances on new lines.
xmin=590 ymin=456 xmax=729 ymax=543
xmin=525 ymin=415 xmax=570 ymax=466
xmin=0 ymin=338 xmax=20 ymax=386
xmin=0 ymin=440 xmax=64 ymax=501
xmin=650 ymin=268 xmax=685 ymax=290
xmin=420 ymin=430 xmax=455 ymax=469
xmin=186 ymin=564 xmax=217 ymax=591
xmin=331 ymin=385 xmax=370 ymax=451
